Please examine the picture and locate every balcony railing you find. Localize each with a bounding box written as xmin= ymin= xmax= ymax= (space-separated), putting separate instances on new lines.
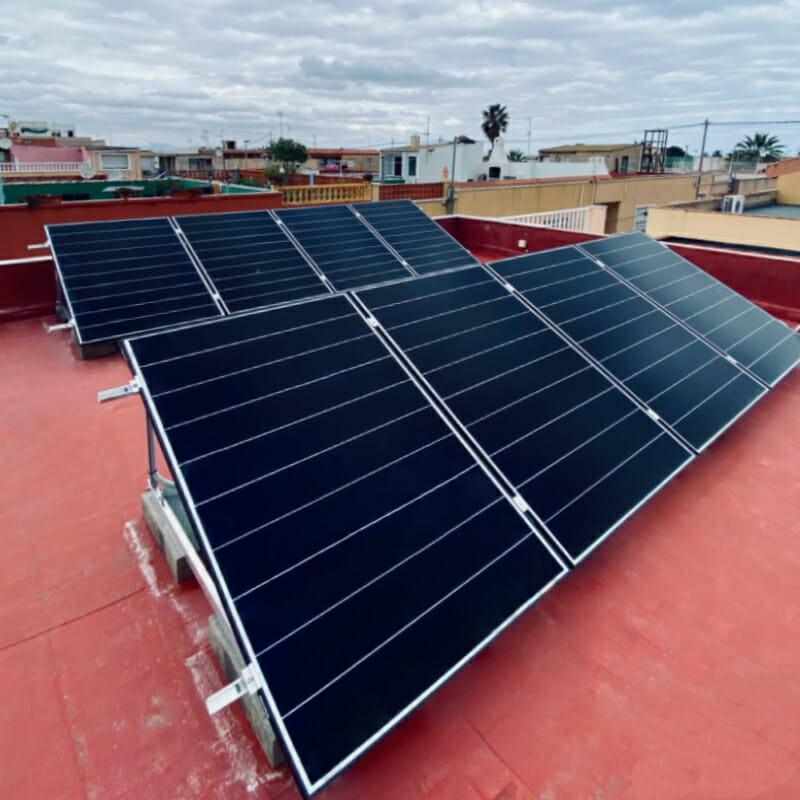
xmin=0 ymin=161 xmax=89 ymax=174
xmin=500 ymin=205 xmax=594 ymax=233
xmin=280 ymin=182 xmax=372 ymax=206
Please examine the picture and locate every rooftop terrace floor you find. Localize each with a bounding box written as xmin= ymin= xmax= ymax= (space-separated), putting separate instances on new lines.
xmin=2 ymin=305 xmax=800 ymax=799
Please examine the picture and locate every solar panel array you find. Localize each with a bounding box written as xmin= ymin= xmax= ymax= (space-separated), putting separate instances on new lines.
xmin=47 ymin=218 xmax=223 ymax=345
xmin=125 ymin=297 xmax=567 ymax=795
xmin=48 ymin=201 xmax=481 ymax=347
xmin=80 ymin=209 xmax=797 ymax=796
xmin=355 ymin=268 xmax=693 ymax=560
xmin=579 ymin=232 xmax=800 ymax=386
xmin=488 ymin=248 xmax=767 ymax=451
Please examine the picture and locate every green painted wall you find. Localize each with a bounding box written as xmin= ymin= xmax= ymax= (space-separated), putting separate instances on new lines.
xmin=1 ymin=178 xmax=258 ymax=204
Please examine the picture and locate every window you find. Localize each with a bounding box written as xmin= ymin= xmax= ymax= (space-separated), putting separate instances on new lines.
xmin=620 ymin=155 xmax=629 ymax=173
xmin=408 ymin=156 xmax=417 ymax=177
xmin=613 ymin=158 xmax=619 ymax=172
xmin=99 ymin=152 xmax=130 ymax=171
xmin=347 ymin=159 xmax=355 ymax=168
xmin=188 ymin=157 xmax=212 ymax=169
xmin=633 ymin=205 xmax=651 ymax=232
xmin=366 ymin=158 xmax=373 ymax=166
xmin=393 ymin=155 xmax=402 ymax=177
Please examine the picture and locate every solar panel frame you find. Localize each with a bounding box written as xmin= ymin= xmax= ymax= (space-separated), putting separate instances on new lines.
xmin=354 ymin=267 xmax=695 ymax=564
xmin=174 ymin=210 xmax=333 ymax=313
xmin=273 ymin=204 xmax=416 ymax=291
xmin=487 ymin=246 xmax=768 ymax=453
xmin=578 ymin=232 xmax=800 ymax=387
xmin=352 ymin=199 xmax=481 ymax=276
xmin=122 ymin=294 xmax=569 ymax=797
xmin=46 ymin=216 xmax=224 ymax=346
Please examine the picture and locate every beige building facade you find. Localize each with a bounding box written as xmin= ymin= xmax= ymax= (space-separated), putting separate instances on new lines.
xmin=538 ymin=143 xmax=644 ymax=175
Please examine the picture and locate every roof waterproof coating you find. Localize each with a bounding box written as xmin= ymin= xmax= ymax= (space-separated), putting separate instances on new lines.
xmin=175 ymin=211 xmax=330 ymax=312
xmin=489 ymin=247 xmax=767 ymax=451
xmin=124 ymin=295 xmax=567 ymax=796
xmin=356 ymin=267 xmax=694 ymax=561
xmin=354 ymin=199 xmax=480 ymax=274
xmin=47 ymin=218 xmax=222 ymax=345
xmin=274 ymin=204 xmax=414 ymax=291
xmin=579 ymin=232 xmax=800 ymax=386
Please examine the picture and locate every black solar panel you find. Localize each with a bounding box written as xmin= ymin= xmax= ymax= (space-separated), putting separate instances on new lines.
xmin=356 ymin=268 xmax=694 ymax=562
xmin=47 ymin=218 xmax=222 ymax=345
xmin=125 ymin=295 xmax=566 ymax=796
xmin=274 ymin=205 xmax=413 ymax=291
xmin=175 ymin=211 xmax=330 ymax=313
xmin=579 ymin=232 xmax=800 ymax=386
xmin=354 ymin=199 xmax=480 ymax=274
xmin=490 ymin=248 xmax=766 ymax=451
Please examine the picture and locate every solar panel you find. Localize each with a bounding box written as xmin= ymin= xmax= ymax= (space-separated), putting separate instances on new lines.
xmin=175 ymin=211 xmax=330 ymax=313
xmin=124 ymin=295 xmax=567 ymax=796
xmin=579 ymin=232 xmax=800 ymax=386
xmin=490 ymin=248 xmax=766 ymax=451
xmin=274 ymin=205 xmax=413 ymax=291
xmin=354 ymin=199 xmax=480 ymax=274
xmin=47 ymin=217 xmax=222 ymax=345
xmin=355 ymin=268 xmax=694 ymax=562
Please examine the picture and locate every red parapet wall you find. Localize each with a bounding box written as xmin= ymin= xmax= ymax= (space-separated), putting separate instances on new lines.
xmin=668 ymin=244 xmax=800 ymax=324
xmin=0 ymin=192 xmax=283 ymax=261
xmin=437 ymin=216 xmax=601 ymax=260
xmin=379 ymin=183 xmax=445 ymax=201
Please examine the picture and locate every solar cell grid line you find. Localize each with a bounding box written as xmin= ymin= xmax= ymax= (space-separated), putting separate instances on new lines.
xmin=354 ymin=267 xmax=694 ymax=564
xmin=123 ymin=293 xmax=568 ymax=797
xmin=174 ymin=211 xmax=332 ymax=313
xmin=579 ymin=232 xmax=800 ymax=387
xmin=489 ymin=247 xmax=767 ymax=452
xmin=46 ymin=217 xmax=223 ymax=345
xmin=273 ymin=204 xmax=414 ymax=291
xmin=352 ymin=199 xmax=480 ymax=275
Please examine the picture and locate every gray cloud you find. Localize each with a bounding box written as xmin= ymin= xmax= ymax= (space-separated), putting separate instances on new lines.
xmin=1 ymin=0 xmax=798 ymax=155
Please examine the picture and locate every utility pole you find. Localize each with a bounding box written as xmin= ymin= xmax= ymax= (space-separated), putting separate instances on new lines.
xmin=278 ymin=112 xmax=284 ymax=138
xmin=694 ymin=118 xmax=709 ymax=199
xmin=244 ymin=139 xmax=249 ymax=169
xmin=527 ymin=116 xmax=532 ymax=158
xmin=446 ymin=137 xmax=458 ymax=215
xmin=426 ymin=115 xmax=430 ymax=145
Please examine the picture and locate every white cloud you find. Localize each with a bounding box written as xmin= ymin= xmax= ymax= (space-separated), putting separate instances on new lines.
xmin=1 ymin=0 xmax=798 ymax=155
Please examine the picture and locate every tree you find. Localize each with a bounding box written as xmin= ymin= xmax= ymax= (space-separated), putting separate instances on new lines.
xmin=481 ymin=104 xmax=509 ymax=155
xmin=266 ymin=137 xmax=309 ymax=184
xmin=666 ymin=145 xmax=687 ymax=157
xmin=733 ymin=132 xmax=784 ymax=162
xmin=507 ymin=149 xmax=525 ymax=162
xmin=711 ymin=149 xmax=723 ymax=158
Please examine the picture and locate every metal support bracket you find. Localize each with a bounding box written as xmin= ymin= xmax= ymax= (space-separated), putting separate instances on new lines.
xmin=205 ymin=663 xmax=261 ymax=715
xmin=46 ymin=320 xmax=73 ymax=333
xmin=27 ymin=242 xmax=50 ymax=250
xmin=98 ymin=378 xmax=141 ymax=404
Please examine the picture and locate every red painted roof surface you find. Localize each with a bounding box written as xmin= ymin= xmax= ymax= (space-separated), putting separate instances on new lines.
xmin=1 ymin=231 xmax=800 ymax=799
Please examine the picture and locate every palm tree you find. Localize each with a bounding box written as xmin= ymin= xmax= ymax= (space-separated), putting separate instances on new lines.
xmin=507 ymin=149 xmax=525 ymax=162
xmin=481 ymin=104 xmax=509 ymax=155
xmin=733 ymin=132 xmax=784 ymax=163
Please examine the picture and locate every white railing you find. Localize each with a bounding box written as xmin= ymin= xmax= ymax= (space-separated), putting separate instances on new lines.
xmin=0 ymin=161 xmax=88 ymax=173
xmin=500 ymin=205 xmax=593 ymax=232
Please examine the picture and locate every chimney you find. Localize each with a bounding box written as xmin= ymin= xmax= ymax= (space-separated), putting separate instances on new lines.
xmin=410 ymin=135 xmax=421 ymax=148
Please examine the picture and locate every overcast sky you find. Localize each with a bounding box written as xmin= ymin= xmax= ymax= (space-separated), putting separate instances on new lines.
xmin=2 ymin=0 xmax=799 ymax=155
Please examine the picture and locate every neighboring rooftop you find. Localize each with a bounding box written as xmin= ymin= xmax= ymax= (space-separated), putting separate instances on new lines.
xmin=744 ymin=203 xmax=800 ymax=219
